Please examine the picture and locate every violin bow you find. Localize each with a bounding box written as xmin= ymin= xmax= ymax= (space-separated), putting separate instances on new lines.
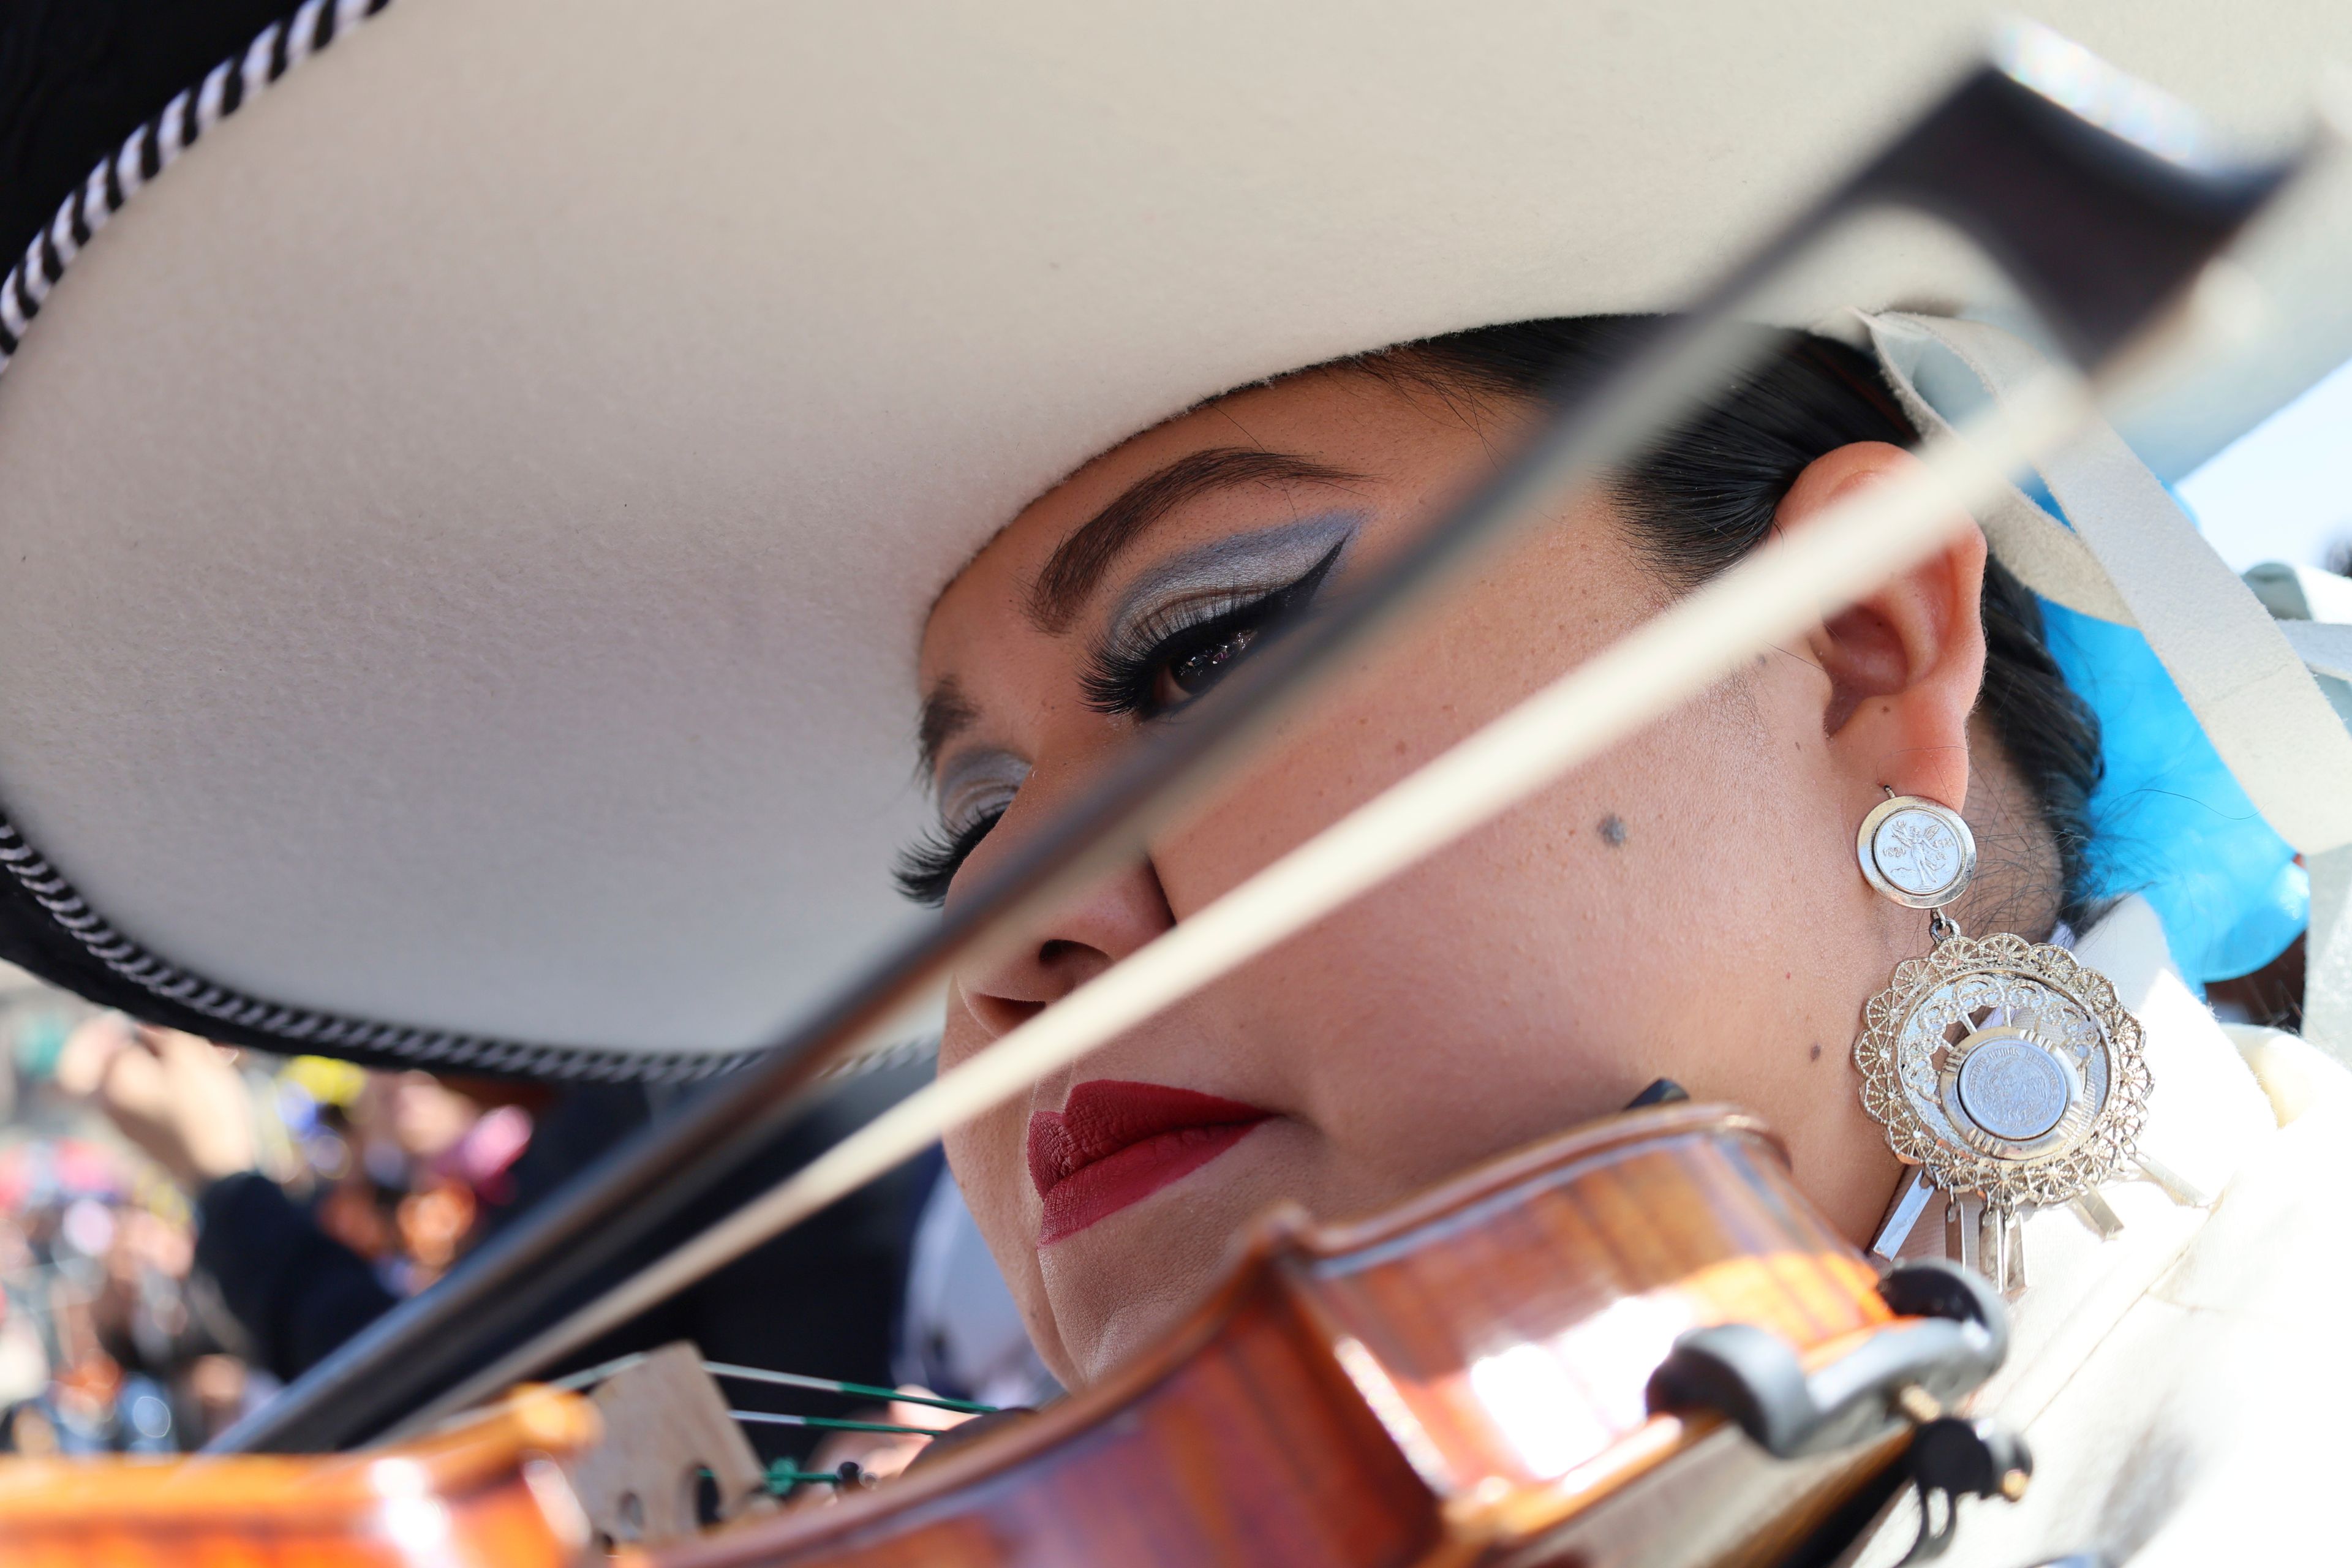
xmin=215 ymin=23 xmax=2324 ymax=1454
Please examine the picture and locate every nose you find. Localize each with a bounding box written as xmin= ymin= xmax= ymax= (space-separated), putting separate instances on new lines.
xmin=957 ymin=854 xmax=1175 ymax=1039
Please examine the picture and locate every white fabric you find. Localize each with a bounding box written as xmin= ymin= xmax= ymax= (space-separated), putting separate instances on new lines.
xmin=2237 ymin=567 xmax=2352 ymax=1055
xmin=2307 ymin=845 xmax=2352 ymax=1062
xmin=1851 ymin=897 xmax=2352 ymax=1567
xmin=2244 ymin=561 xmax=2352 ymax=625
xmin=2277 ymin=620 xmax=2352 ymax=683
xmin=0 ymin=2 xmax=2349 ymax=1058
xmin=896 ymin=1167 xmax=1060 ymax=1411
xmin=1865 ymin=312 xmax=2352 ymax=1058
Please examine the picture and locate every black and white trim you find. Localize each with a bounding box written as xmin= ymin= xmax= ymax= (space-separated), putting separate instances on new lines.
xmin=2 ymin=0 xmax=395 ymax=367
xmin=0 ymin=820 xmax=758 ymax=1082
xmin=0 ymin=0 xmax=776 ymax=1082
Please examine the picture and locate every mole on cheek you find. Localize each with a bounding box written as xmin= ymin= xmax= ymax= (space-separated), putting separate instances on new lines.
xmin=1599 ymin=815 xmax=1628 ymax=847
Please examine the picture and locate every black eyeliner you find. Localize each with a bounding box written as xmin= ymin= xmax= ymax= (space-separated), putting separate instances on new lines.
xmin=1079 ymin=540 xmax=1347 ymax=719
xmin=891 ymin=537 xmax=1349 ymax=907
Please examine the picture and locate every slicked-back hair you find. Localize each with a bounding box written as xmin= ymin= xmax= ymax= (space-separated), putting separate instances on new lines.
xmin=1348 ymin=315 xmax=2102 ymax=927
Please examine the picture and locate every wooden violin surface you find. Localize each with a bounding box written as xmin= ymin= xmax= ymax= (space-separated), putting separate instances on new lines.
xmin=641 ymin=1102 xmax=1900 ymax=1568
xmin=0 ymin=1385 xmax=600 ymax=1568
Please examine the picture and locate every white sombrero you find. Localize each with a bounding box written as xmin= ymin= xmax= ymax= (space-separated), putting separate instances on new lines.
xmin=2 ymin=1 xmax=2348 ymax=1077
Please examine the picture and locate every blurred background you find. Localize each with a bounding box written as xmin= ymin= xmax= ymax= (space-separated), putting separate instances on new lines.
xmin=0 ymin=958 xmax=1055 ymax=1468
xmin=2176 ymin=352 xmax=2352 ymax=576
xmin=0 ymin=964 xmax=539 ymax=1453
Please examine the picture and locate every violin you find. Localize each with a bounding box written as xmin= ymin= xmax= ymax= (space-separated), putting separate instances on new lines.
xmin=624 ymin=1101 xmax=2022 ymax=1568
xmin=0 ymin=1385 xmax=601 ymax=1567
xmin=0 ymin=1102 xmax=2018 ymax=1567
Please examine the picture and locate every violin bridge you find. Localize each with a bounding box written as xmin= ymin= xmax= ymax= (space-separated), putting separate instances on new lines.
xmin=562 ymin=1341 xmax=774 ymax=1547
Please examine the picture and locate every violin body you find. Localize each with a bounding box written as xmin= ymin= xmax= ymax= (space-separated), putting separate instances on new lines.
xmin=643 ymin=1104 xmax=1917 ymax=1568
xmin=0 ymin=1387 xmax=600 ymax=1568
xmin=0 ymin=1105 xmax=1987 ymax=1568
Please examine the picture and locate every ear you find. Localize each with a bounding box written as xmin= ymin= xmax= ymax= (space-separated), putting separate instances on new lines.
xmin=1782 ymin=441 xmax=1986 ymax=814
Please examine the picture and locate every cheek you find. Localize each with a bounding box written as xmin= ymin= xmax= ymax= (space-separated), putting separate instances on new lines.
xmin=938 ymin=993 xmax=1037 ymax=1256
xmin=941 ymin=1096 xmax=1069 ymax=1375
xmin=940 ymin=1105 xmax=1028 ymax=1259
xmin=1145 ymin=673 xmax=1853 ymax=1185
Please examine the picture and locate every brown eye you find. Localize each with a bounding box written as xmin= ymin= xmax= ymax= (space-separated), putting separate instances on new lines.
xmin=1083 ymin=538 xmax=1346 ymax=721
xmin=1152 ymin=624 xmax=1261 ymax=711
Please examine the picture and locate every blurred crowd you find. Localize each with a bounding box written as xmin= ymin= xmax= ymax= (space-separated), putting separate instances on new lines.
xmin=0 ymin=960 xmax=1054 ymax=1479
xmin=0 ymin=961 xmax=535 ymax=1454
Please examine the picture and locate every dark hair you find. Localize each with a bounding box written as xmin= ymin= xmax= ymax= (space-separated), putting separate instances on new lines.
xmin=1355 ymin=315 xmax=2102 ymax=929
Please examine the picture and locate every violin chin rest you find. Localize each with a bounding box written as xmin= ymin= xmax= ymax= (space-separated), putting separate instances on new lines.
xmin=1646 ymin=1259 xmax=2011 ymax=1461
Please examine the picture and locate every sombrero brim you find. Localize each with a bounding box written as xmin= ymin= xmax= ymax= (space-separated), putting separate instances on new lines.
xmin=0 ymin=0 xmax=2346 ymax=1076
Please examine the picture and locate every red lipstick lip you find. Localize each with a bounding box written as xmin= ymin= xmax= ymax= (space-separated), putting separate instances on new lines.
xmin=1027 ymin=1080 xmax=1272 ymax=1246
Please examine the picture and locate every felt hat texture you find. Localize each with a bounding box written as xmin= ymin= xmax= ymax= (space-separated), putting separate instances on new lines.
xmin=0 ymin=1 xmax=2346 ymax=1075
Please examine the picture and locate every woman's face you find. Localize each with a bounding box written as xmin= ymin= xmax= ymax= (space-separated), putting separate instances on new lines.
xmin=917 ymin=368 xmax=1989 ymax=1387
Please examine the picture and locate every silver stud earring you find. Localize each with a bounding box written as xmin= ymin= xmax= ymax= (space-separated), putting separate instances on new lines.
xmin=1850 ymin=793 xmax=2151 ymax=1296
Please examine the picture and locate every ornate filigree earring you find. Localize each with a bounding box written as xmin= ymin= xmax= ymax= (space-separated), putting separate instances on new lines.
xmin=1850 ymin=793 xmax=2151 ymax=1296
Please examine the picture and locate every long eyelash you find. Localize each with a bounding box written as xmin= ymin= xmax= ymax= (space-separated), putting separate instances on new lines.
xmin=893 ymin=810 xmax=1004 ymax=907
xmin=1080 ymin=542 xmax=1345 ymax=718
xmin=894 ymin=545 xmax=1344 ymax=905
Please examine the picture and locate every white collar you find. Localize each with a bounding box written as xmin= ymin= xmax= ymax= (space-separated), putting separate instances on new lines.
xmin=1962 ymin=894 xmax=2275 ymax=1425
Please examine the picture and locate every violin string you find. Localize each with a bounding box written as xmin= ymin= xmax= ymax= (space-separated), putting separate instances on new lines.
xmin=405 ymin=367 xmax=2095 ymax=1430
xmin=703 ymin=1360 xmax=995 ymax=1415
xmin=543 ymin=1351 xmax=649 ymax=1393
xmin=543 ymin=1350 xmax=990 ymax=1420
xmin=729 ymin=1410 xmax=943 ymax=1436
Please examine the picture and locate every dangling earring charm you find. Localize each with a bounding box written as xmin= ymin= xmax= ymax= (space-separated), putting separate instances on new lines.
xmin=1850 ymin=794 xmax=2150 ymax=1297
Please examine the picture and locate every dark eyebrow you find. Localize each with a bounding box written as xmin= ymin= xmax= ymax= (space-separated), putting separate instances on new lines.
xmin=916 ymin=677 xmax=978 ymax=783
xmin=1025 ymin=447 xmax=1363 ymax=633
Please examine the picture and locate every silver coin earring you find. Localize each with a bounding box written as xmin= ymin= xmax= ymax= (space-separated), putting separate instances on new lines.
xmin=1850 ymin=793 xmax=2151 ymax=1296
